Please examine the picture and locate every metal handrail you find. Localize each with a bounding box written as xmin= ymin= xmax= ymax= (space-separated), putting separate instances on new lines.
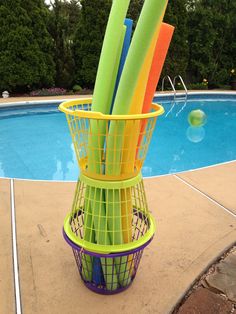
xmin=161 ymin=75 xmax=176 ymax=98
xmin=162 ymin=75 xmax=189 ymax=117
xmin=173 ymin=75 xmax=188 ymax=96
xmin=176 ymin=99 xmax=188 ymax=117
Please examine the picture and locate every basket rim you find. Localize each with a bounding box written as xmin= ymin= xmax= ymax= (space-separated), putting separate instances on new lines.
xmin=63 ymin=212 xmax=156 ymax=254
xmin=58 ymin=98 xmax=164 ymax=120
xmin=80 ymin=172 xmax=142 ymax=189
xmin=63 ymin=228 xmax=153 ymax=257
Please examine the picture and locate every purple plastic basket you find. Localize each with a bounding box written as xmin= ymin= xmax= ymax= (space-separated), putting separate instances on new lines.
xmin=63 ymin=229 xmax=153 ymax=295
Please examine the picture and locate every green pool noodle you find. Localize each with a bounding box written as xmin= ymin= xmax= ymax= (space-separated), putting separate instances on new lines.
xmin=82 ymin=188 xmax=95 ymax=281
xmin=90 ymin=25 xmax=126 ymax=290
xmin=106 ymin=188 xmax=132 ymax=287
xmin=92 ymin=0 xmax=130 ymax=114
xmin=86 ymin=0 xmax=130 ymax=290
xmin=106 ymin=0 xmax=168 ymax=175
xmin=105 ymin=0 xmax=168 ymax=286
xmin=82 ymin=27 xmax=125 ymax=283
xmin=90 ymin=187 xmax=118 ymax=290
xmin=69 ymin=180 xmax=94 ymax=281
xmin=88 ymin=0 xmax=131 ymax=174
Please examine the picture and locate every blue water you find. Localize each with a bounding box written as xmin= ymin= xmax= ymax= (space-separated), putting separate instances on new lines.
xmin=0 ymin=94 xmax=236 ymax=180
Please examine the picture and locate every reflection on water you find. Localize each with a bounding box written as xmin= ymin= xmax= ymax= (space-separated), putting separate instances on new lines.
xmin=186 ymin=126 xmax=206 ymax=143
xmin=0 ymin=162 xmax=4 ymax=177
xmin=52 ymin=144 xmax=79 ymax=181
xmin=142 ymin=166 xmax=153 ymax=177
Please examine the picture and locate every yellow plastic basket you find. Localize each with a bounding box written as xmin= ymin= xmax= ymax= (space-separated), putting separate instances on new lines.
xmin=63 ymin=173 xmax=156 ymax=254
xmin=59 ymin=98 xmax=164 ymax=181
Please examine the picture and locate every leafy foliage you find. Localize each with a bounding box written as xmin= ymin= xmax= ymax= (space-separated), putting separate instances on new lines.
xmin=0 ymin=0 xmax=235 ymax=93
xmin=127 ymin=0 xmax=144 ymax=29
xmin=162 ymin=0 xmax=190 ymax=83
xmin=48 ymin=0 xmax=81 ymax=88
xmin=0 ymin=0 xmax=55 ymax=92
xmin=187 ymin=0 xmax=236 ymax=87
xmin=73 ymin=0 xmax=111 ymax=88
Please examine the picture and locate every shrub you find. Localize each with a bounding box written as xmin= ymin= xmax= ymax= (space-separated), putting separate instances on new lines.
xmin=30 ymin=88 xmax=67 ymax=96
xmin=72 ymin=84 xmax=82 ymax=93
xmin=188 ymin=79 xmax=208 ymax=90
xmin=0 ymin=0 xmax=55 ymax=92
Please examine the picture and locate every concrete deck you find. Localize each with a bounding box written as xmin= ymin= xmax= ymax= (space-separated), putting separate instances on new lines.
xmin=0 ymin=179 xmax=14 ymax=314
xmin=1 ymin=162 xmax=235 ymax=314
xmin=0 ymin=95 xmax=90 ymax=106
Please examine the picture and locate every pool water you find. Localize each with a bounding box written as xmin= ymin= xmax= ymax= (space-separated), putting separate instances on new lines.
xmin=0 ymin=95 xmax=236 ymax=180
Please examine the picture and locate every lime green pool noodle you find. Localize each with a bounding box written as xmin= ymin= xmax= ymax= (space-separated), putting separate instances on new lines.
xmin=92 ymin=0 xmax=130 ymax=114
xmin=90 ymin=187 xmax=118 ymax=290
xmin=86 ymin=0 xmax=130 ymax=290
xmin=88 ymin=0 xmax=131 ymax=174
xmin=112 ymin=0 xmax=168 ymax=115
xmin=82 ymin=188 xmax=95 ymax=281
xmin=105 ymin=0 xmax=168 ymax=286
xmin=106 ymin=0 xmax=168 ymax=175
xmin=89 ymin=25 xmax=126 ymax=290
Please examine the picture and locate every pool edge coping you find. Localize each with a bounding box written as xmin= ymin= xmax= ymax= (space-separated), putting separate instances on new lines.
xmin=0 ymin=159 xmax=235 ymax=183
xmin=0 ymin=90 xmax=236 ymax=108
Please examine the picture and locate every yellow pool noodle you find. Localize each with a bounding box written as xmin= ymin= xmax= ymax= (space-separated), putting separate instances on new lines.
xmin=120 ymin=11 xmax=166 ymax=244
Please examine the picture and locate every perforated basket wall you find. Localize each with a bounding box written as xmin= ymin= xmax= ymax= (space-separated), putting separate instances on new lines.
xmin=63 ymin=173 xmax=155 ymax=254
xmin=59 ymin=99 xmax=164 ymax=181
xmin=63 ymin=230 xmax=152 ymax=295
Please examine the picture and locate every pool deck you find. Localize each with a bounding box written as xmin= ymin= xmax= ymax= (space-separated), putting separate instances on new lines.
xmin=1 ymin=161 xmax=235 ymax=314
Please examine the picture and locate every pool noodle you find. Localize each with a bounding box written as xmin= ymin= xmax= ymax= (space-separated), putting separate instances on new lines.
xmin=117 ymin=19 xmax=133 ymax=88
xmin=120 ymin=23 xmax=173 ymax=252
xmin=90 ymin=26 xmax=127 ymax=288
xmin=87 ymin=0 xmax=131 ymax=290
xmin=110 ymin=18 xmax=133 ymax=113
xmin=92 ymin=257 xmax=105 ymax=285
xmin=105 ymin=0 xmax=168 ymax=286
xmin=82 ymin=195 xmax=95 ymax=281
xmin=109 ymin=0 xmax=168 ymax=116
xmin=106 ymin=19 xmax=133 ymax=243
xmin=88 ymin=0 xmax=131 ymax=174
xmin=102 ymin=19 xmax=134 ymax=288
xmin=121 ymin=19 xmax=164 ymax=174
xmin=106 ymin=0 xmax=168 ymax=176
xmin=120 ymin=21 xmax=163 ymax=246
xmin=137 ymin=23 xmax=174 ymax=156
xmin=92 ymin=28 xmax=127 ymax=291
xmin=142 ymin=23 xmax=174 ymax=113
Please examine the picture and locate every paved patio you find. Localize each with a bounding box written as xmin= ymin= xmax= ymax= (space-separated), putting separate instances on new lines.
xmin=1 ymin=162 xmax=235 ymax=314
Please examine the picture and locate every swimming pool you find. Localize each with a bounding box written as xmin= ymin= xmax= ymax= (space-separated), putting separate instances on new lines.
xmin=0 ymin=92 xmax=236 ymax=180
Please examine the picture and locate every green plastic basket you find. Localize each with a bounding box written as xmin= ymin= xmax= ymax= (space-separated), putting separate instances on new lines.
xmin=63 ymin=173 xmax=156 ymax=254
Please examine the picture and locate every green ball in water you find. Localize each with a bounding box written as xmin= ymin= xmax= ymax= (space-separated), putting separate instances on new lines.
xmin=188 ymin=110 xmax=207 ymax=127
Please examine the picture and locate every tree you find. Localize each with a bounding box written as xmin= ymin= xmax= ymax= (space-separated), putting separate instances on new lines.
xmin=0 ymin=0 xmax=55 ymax=92
xmin=48 ymin=0 xmax=81 ymax=88
xmin=73 ymin=0 xmax=111 ymax=88
xmin=127 ymin=0 xmax=144 ymax=29
xmin=161 ymin=0 xmax=190 ymax=85
xmin=187 ymin=0 xmax=236 ymax=86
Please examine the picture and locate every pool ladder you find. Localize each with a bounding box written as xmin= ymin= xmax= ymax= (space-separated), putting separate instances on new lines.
xmin=162 ymin=75 xmax=188 ymax=116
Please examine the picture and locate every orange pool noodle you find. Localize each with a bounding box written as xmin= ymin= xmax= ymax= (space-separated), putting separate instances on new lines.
xmin=137 ymin=23 xmax=174 ymax=155
xmin=120 ymin=17 xmax=166 ymax=245
xmin=143 ymin=22 xmax=175 ymax=114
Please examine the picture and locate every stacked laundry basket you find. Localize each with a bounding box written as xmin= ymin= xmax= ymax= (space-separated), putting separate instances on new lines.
xmin=59 ymin=98 xmax=164 ymax=294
